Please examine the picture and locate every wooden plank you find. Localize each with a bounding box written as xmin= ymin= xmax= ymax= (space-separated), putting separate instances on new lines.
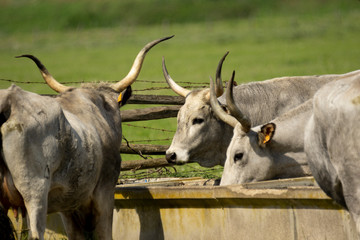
xmin=42 ymin=94 xmax=185 ymax=105
xmin=121 ymin=105 xmax=180 ymax=122
xmin=127 ymin=94 xmax=185 ymax=105
xmin=121 ymin=158 xmax=170 ymax=171
xmin=120 ymin=144 xmax=169 ymax=155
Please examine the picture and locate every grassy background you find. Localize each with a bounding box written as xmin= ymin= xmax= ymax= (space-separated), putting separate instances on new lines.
xmin=0 ymin=0 xmax=359 ymax=179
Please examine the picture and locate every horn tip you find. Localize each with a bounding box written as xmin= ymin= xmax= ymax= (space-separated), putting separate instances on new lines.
xmin=160 ymin=35 xmax=175 ymax=42
xmin=15 ymin=54 xmax=32 ymax=59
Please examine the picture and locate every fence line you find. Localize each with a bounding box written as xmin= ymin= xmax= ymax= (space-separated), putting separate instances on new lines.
xmin=0 ymin=78 xmax=210 ymax=93
xmin=123 ymin=123 xmax=175 ymax=133
xmin=132 ymin=85 xmax=208 ymax=92
xmin=126 ymin=94 xmax=184 ymax=105
xmin=121 ymin=105 xmax=180 ymax=122
xmin=120 ymin=143 xmax=168 ymax=155
xmin=119 ymin=92 xmax=178 ymax=173
xmin=122 ymin=137 xmax=173 ymax=143
xmin=0 ymin=78 xmax=210 ymax=86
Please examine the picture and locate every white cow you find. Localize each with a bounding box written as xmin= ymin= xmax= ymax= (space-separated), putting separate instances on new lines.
xmin=304 ymin=73 xmax=360 ymax=236
xmin=163 ymin=52 xmax=360 ymax=167
xmin=213 ymin=69 xmax=360 ymax=237
xmin=209 ymin=71 xmax=313 ymax=184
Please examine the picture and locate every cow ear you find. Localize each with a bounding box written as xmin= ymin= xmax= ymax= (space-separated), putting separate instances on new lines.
xmin=118 ymin=86 xmax=132 ymax=107
xmin=257 ymin=123 xmax=276 ymax=147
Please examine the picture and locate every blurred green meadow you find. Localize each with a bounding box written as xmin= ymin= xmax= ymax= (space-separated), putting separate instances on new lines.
xmin=0 ymin=0 xmax=359 ymax=179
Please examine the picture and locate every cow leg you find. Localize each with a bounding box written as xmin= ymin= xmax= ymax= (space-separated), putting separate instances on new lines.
xmin=351 ymin=213 xmax=360 ymax=239
xmin=21 ymin=178 xmax=49 ymax=240
xmin=60 ymin=211 xmax=88 ymax=240
xmin=340 ymin=181 xmax=360 ymax=238
xmin=8 ymin=175 xmax=49 ymax=240
xmin=60 ymin=205 xmax=113 ymax=240
xmin=90 ymin=181 xmax=116 ymax=240
xmin=93 ymin=197 xmax=114 ymax=240
xmin=2 ymin=134 xmax=52 ymax=240
xmin=23 ymin=195 xmax=48 ymax=240
xmin=60 ymin=191 xmax=115 ymax=239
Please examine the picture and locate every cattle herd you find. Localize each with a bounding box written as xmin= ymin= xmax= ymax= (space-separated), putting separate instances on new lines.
xmin=0 ymin=35 xmax=359 ymax=239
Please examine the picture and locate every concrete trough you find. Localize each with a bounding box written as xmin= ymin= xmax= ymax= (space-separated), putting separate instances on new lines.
xmin=9 ymin=177 xmax=358 ymax=239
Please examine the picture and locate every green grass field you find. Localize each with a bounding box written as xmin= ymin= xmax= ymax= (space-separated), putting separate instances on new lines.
xmin=0 ymin=0 xmax=359 ymax=179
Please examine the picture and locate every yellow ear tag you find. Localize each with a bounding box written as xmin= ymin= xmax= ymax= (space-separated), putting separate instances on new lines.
xmin=117 ymin=93 xmax=122 ymax=103
xmin=263 ymin=135 xmax=271 ymax=144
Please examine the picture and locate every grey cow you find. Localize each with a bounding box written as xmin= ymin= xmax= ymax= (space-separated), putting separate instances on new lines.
xmin=0 ymin=36 xmax=172 ymax=240
xmin=163 ymin=52 xmax=359 ymax=167
xmin=304 ymin=73 xmax=360 ymax=236
xmin=210 ymin=71 xmax=314 ymax=185
xmin=214 ymin=71 xmax=360 ymax=237
xmin=211 ymin=70 xmax=360 ymax=185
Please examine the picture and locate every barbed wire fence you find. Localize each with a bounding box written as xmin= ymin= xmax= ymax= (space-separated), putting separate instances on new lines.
xmin=0 ymin=78 xmax=209 ymax=92
xmin=0 ymin=77 xmax=224 ymax=181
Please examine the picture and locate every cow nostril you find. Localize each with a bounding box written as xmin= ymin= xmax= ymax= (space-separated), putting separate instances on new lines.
xmin=166 ymin=152 xmax=177 ymax=163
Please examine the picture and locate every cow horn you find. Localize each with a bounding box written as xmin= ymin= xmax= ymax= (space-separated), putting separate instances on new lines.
xmin=162 ymin=56 xmax=191 ymax=97
xmin=215 ymin=51 xmax=229 ymax=97
xmin=209 ymin=76 xmax=238 ymax=128
xmin=16 ymin=55 xmax=71 ymax=93
xmin=226 ymin=71 xmax=251 ymax=132
xmin=204 ymin=51 xmax=230 ymax=100
xmin=111 ymin=35 xmax=174 ymax=92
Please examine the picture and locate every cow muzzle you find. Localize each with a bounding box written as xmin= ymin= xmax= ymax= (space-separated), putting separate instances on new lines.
xmin=165 ymin=148 xmax=189 ymax=164
xmin=166 ymin=152 xmax=177 ymax=164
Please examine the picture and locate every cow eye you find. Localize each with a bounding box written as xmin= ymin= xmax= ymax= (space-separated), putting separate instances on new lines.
xmin=192 ymin=118 xmax=204 ymax=125
xmin=234 ymin=153 xmax=244 ymax=162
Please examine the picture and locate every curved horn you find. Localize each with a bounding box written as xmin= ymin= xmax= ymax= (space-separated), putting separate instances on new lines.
xmin=162 ymin=56 xmax=191 ymax=97
xmin=215 ymin=51 xmax=229 ymax=97
xmin=226 ymin=71 xmax=251 ymax=132
xmin=15 ymin=55 xmax=71 ymax=93
xmin=111 ymin=35 xmax=174 ymax=92
xmin=209 ymin=76 xmax=238 ymax=128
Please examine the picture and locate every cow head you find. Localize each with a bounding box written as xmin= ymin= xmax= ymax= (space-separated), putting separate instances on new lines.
xmin=210 ymin=71 xmax=278 ymax=185
xmin=163 ymin=52 xmax=236 ymax=167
